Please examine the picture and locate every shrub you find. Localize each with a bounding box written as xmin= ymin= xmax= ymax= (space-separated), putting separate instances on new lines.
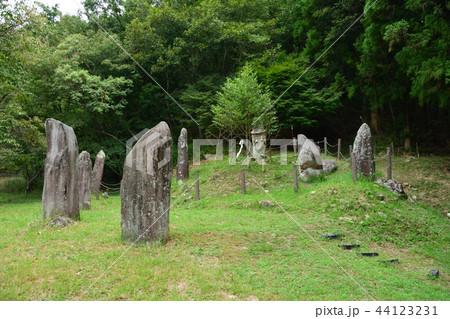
xmin=0 ymin=177 xmax=27 ymax=193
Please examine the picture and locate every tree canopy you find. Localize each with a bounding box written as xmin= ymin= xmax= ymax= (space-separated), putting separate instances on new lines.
xmin=1 ymin=0 xmax=448 ymax=186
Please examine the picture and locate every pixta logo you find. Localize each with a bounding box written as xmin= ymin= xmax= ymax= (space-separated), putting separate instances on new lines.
xmin=125 ymin=128 xmax=171 ymax=175
xmin=192 ymin=138 xmax=305 ymax=166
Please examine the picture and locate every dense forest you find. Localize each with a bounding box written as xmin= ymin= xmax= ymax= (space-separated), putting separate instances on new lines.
xmin=1 ymin=0 xmax=449 ymax=186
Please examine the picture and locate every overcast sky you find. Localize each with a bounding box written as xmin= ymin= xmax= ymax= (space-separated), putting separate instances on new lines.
xmin=10 ymin=0 xmax=82 ymax=15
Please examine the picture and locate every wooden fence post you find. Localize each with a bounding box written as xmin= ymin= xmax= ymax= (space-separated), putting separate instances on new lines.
xmin=337 ymin=138 xmax=341 ymax=160
xmin=324 ymin=137 xmax=327 ymax=155
xmin=387 ymin=147 xmax=392 ymax=180
xmin=241 ymin=169 xmax=246 ymax=194
xmin=293 ymin=164 xmax=298 ymax=193
xmin=195 ymin=173 xmax=200 ymax=201
xmin=350 ymin=150 xmax=358 ymax=181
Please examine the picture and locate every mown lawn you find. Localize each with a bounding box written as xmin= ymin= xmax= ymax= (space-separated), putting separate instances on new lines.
xmin=0 ymin=153 xmax=449 ymax=300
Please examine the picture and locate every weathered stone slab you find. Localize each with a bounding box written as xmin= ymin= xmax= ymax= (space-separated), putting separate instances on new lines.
xmin=297 ymin=139 xmax=323 ymax=170
xmin=121 ymin=122 xmax=173 ymax=245
xmin=91 ymin=150 xmax=105 ymax=200
xmin=42 ymin=118 xmax=79 ymax=220
xmin=353 ymin=123 xmax=375 ymax=177
xmin=77 ymin=151 xmax=92 ymax=209
xmin=177 ymin=128 xmax=189 ymax=181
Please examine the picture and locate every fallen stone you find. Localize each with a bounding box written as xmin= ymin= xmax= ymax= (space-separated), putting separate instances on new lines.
xmin=428 ymin=269 xmax=439 ymax=278
xmin=299 ymin=159 xmax=337 ymax=181
xmin=259 ymin=200 xmax=273 ymax=208
xmin=49 ymin=217 xmax=75 ymax=228
xmin=378 ymin=259 xmax=399 ymax=263
xmin=357 ymin=252 xmax=379 ymax=257
xmin=321 ymin=233 xmax=343 ymax=240
xmin=42 ymin=118 xmax=79 ymax=220
xmin=375 ymin=178 xmax=408 ymax=199
xmin=121 ymin=121 xmax=173 ymax=245
xmin=352 ymin=123 xmax=375 ymax=177
xmin=323 ymin=159 xmax=337 ymax=173
xmin=339 ymin=244 xmax=360 ymax=250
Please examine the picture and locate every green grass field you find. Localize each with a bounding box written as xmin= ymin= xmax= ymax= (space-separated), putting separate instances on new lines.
xmin=0 ymin=153 xmax=449 ymax=300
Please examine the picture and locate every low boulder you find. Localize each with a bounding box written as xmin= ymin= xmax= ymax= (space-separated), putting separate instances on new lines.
xmin=375 ymin=178 xmax=408 ymax=199
xmin=299 ymin=159 xmax=337 ymax=181
xmin=49 ymin=217 xmax=75 ymax=228
xmin=298 ymin=139 xmax=323 ymax=170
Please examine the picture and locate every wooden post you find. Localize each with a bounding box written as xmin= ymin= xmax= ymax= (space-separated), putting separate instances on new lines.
xmin=293 ymin=164 xmax=298 ymax=193
xmin=391 ymin=142 xmax=394 ymax=157
xmin=241 ymin=169 xmax=246 ymax=194
xmin=349 ymin=145 xmax=352 ymax=157
xmin=350 ymin=150 xmax=358 ymax=181
xmin=337 ymin=138 xmax=341 ymax=160
xmin=195 ymin=173 xmax=200 ymax=201
xmin=387 ymin=147 xmax=392 ymax=180
xmin=324 ymin=137 xmax=327 ymax=155
xmin=293 ymin=138 xmax=297 ymax=155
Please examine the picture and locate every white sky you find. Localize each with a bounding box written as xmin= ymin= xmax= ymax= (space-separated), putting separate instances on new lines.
xmin=39 ymin=0 xmax=81 ymax=15
xmin=9 ymin=0 xmax=82 ymax=15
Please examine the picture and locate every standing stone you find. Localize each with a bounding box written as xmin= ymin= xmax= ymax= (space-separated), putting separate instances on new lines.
xmin=77 ymin=151 xmax=92 ymax=210
xmin=297 ymin=139 xmax=323 ymax=170
xmin=91 ymin=150 xmax=105 ymax=200
xmin=297 ymin=134 xmax=307 ymax=151
xmin=121 ymin=122 xmax=173 ymax=245
xmin=251 ymin=127 xmax=266 ymax=162
xmin=42 ymin=118 xmax=79 ymax=220
xmin=177 ymin=128 xmax=189 ymax=181
xmin=352 ymin=123 xmax=375 ymax=177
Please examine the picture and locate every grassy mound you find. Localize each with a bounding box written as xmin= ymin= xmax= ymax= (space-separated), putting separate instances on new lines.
xmin=0 ymin=153 xmax=448 ymax=300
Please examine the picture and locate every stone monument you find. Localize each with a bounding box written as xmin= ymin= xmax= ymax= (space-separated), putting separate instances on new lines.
xmin=77 ymin=151 xmax=92 ymax=210
xmin=91 ymin=150 xmax=105 ymax=200
xmin=42 ymin=118 xmax=79 ymax=220
xmin=177 ymin=128 xmax=189 ymax=181
xmin=121 ymin=121 xmax=173 ymax=245
xmin=352 ymin=123 xmax=375 ymax=177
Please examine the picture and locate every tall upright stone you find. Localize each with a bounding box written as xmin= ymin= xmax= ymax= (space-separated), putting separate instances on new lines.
xmin=177 ymin=128 xmax=189 ymax=181
xmin=78 ymin=151 xmax=92 ymax=210
xmin=91 ymin=150 xmax=105 ymax=200
xmin=121 ymin=122 xmax=173 ymax=245
xmin=353 ymin=123 xmax=375 ymax=177
xmin=42 ymin=118 xmax=79 ymax=220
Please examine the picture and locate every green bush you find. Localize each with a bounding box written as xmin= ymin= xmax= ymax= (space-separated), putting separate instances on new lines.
xmin=0 ymin=177 xmax=27 ymax=193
